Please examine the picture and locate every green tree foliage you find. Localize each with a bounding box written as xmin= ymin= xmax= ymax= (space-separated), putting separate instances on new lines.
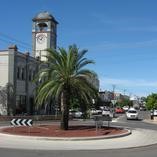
xmin=35 ymin=45 xmax=98 ymax=130
xmin=117 ymin=98 xmax=131 ymax=108
xmin=0 ymin=83 xmax=14 ymax=115
xmin=146 ymin=93 xmax=157 ymax=110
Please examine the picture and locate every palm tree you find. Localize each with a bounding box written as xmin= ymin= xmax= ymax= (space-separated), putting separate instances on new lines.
xmin=35 ymin=45 xmax=98 ymax=130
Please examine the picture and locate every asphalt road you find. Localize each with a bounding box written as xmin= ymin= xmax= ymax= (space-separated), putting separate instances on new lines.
xmin=1 ymin=145 xmax=157 ymax=157
xmin=1 ymin=111 xmax=157 ymax=157
xmin=112 ymin=111 xmax=157 ymax=130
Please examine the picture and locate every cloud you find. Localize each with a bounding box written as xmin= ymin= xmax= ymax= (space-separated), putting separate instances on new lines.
xmin=122 ymin=26 xmax=157 ymax=32
xmin=88 ymin=39 xmax=157 ymax=51
xmin=99 ymin=77 xmax=157 ymax=96
xmin=100 ymin=77 xmax=157 ymax=88
xmin=92 ymin=13 xmax=157 ymax=32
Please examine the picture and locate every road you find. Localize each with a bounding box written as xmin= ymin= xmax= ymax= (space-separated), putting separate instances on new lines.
xmin=0 ymin=144 xmax=157 ymax=157
xmin=1 ymin=111 xmax=157 ymax=157
xmin=112 ymin=111 xmax=157 ymax=130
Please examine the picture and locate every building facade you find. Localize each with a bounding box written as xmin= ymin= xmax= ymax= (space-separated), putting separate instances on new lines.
xmin=0 ymin=45 xmax=38 ymax=115
xmin=0 ymin=11 xmax=58 ymax=115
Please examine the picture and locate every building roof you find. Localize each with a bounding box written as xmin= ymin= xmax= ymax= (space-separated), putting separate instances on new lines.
xmin=32 ymin=11 xmax=58 ymax=24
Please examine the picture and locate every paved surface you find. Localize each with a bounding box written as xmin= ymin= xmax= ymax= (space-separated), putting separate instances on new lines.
xmin=0 ymin=127 xmax=157 ymax=150
xmin=0 ymin=111 xmax=157 ymax=151
xmin=1 ymin=145 xmax=157 ymax=157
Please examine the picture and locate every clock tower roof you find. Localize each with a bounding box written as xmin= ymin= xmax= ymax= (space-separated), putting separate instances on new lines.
xmin=33 ymin=11 xmax=58 ymax=24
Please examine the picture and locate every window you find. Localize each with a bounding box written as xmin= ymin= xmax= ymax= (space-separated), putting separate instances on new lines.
xmin=21 ymin=68 xmax=25 ymax=80
xmin=20 ymin=95 xmax=26 ymax=105
xmin=17 ymin=67 xmax=20 ymax=79
xmin=33 ymin=70 xmax=36 ymax=80
xmin=29 ymin=70 xmax=32 ymax=81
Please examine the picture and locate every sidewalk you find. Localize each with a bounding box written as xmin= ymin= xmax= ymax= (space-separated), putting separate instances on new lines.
xmin=0 ymin=128 xmax=157 ymax=150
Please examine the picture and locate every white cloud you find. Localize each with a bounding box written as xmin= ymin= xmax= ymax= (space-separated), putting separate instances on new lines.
xmin=89 ymin=40 xmax=157 ymax=51
xmin=100 ymin=77 xmax=157 ymax=88
xmin=99 ymin=77 xmax=157 ymax=96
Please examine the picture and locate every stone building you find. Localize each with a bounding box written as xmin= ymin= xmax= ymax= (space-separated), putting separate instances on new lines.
xmin=0 ymin=11 xmax=58 ymax=115
xmin=0 ymin=46 xmax=38 ymax=115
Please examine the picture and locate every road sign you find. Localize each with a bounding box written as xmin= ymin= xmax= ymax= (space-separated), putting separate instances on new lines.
xmin=11 ymin=119 xmax=33 ymax=126
xmin=111 ymin=100 xmax=117 ymax=105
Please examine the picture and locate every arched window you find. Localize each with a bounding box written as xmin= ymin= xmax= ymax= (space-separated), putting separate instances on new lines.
xmin=36 ymin=22 xmax=48 ymax=32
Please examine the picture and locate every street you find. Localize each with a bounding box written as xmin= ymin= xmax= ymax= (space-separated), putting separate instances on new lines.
xmin=1 ymin=111 xmax=157 ymax=157
xmin=0 ymin=144 xmax=157 ymax=157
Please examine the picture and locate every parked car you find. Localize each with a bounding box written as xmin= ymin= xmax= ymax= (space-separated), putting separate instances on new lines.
xmin=126 ymin=108 xmax=138 ymax=120
xmin=123 ymin=106 xmax=129 ymax=111
xmin=115 ymin=107 xmax=125 ymax=114
xmin=69 ymin=110 xmax=83 ymax=118
xmin=102 ymin=109 xmax=112 ymax=117
xmin=151 ymin=109 xmax=157 ymax=116
xmin=139 ymin=106 xmax=147 ymax=111
xmin=90 ymin=109 xmax=102 ymax=115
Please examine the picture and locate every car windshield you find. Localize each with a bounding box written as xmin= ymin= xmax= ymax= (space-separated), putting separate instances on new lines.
xmin=128 ymin=110 xmax=137 ymax=113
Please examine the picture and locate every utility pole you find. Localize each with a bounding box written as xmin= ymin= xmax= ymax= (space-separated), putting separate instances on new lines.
xmin=112 ymin=84 xmax=116 ymax=100
xmin=112 ymin=84 xmax=116 ymax=117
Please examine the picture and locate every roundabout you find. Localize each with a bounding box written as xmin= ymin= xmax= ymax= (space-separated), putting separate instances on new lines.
xmin=0 ymin=124 xmax=130 ymax=140
xmin=0 ymin=121 xmax=157 ymax=150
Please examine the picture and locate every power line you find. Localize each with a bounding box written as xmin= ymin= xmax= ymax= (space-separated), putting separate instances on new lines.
xmin=0 ymin=32 xmax=32 ymax=51
xmin=0 ymin=32 xmax=31 ymax=47
xmin=0 ymin=38 xmax=31 ymax=51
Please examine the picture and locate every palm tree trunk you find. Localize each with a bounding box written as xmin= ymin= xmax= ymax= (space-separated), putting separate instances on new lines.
xmin=60 ymin=90 xmax=69 ymax=130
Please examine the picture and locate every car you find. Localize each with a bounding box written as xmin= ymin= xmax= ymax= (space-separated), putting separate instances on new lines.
xmin=102 ymin=109 xmax=112 ymax=117
xmin=139 ymin=106 xmax=147 ymax=111
xmin=115 ymin=107 xmax=125 ymax=114
xmin=151 ymin=109 xmax=157 ymax=116
xmin=126 ymin=108 xmax=138 ymax=120
xmin=123 ymin=106 xmax=129 ymax=111
xmin=90 ymin=109 xmax=102 ymax=115
xmin=69 ymin=110 xmax=83 ymax=118
xmin=74 ymin=111 xmax=83 ymax=118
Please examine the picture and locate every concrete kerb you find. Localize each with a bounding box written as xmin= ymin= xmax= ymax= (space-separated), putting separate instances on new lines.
xmin=0 ymin=127 xmax=131 ymax=141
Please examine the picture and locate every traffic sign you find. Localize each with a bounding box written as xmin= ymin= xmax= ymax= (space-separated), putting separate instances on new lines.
xmin=11 ymin=119 xmax=33 ymax=126
xmin=111 ymin=100 xmax=117 ymax=105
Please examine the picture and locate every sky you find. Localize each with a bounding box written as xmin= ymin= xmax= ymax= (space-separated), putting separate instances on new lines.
xmin=0 ymin=0 xmax=157 ymax=97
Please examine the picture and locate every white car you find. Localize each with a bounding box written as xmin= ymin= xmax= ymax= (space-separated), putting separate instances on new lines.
xmin=151 ymin=110 xmax=157 ymax=116
xmin=69 ymin=110 xmax=83 ymax=118
xmin=90 ymin=109 xmax=102 ymax=115
xmin=102 ymin=109 xmax=112 ymax=117
xmin=74 ymin=111 xmax=83 ymax=118
xmin=123 ymin=106 xmax=129 ymax=111
xmin=126 ymin=109 xmax=138 ymax=120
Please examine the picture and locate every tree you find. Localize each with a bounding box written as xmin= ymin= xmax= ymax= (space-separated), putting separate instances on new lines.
xmin=117 ymin=98 xmax=131 ymax=108
xmin=35 ymin=45 xmax=98 ymax=130
xmin=0 ymin=83 xmax=14 ymax=115
xmin=146 ymin=93 xmax=157 ymax=110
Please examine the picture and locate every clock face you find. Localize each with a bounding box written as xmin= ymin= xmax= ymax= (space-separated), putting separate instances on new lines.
xmin=36 ymin=34 xmax=46 ymax=44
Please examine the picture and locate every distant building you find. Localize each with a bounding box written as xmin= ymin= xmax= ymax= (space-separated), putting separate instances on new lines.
xmin=99 ymin=91 xmax=113 ymax=106
xmin=99 ymin=90 xmax=130 ymax=107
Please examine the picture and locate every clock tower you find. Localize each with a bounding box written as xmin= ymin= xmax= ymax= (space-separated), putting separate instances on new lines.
xmin=32 ymin=11 xmax=58 ymax=61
